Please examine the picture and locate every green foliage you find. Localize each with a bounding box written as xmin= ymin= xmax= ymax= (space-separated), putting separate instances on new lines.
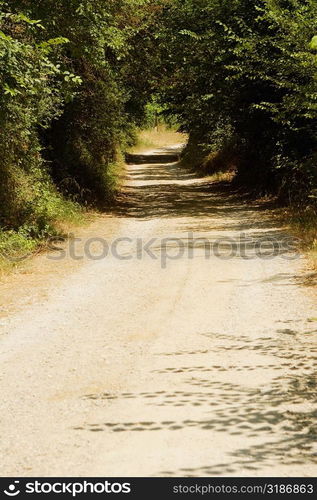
xmin=12 ymin=0 xmax=162 ymax=206
xmin=310 ymin=35 xmax=317 ymax=51
xmin=157 ymin=0 xmax=317 ymax=202
xmin=0 ymin=0 xmax=161 ymax=256
xmin=0 ymin=1 xmax=78 ymax=237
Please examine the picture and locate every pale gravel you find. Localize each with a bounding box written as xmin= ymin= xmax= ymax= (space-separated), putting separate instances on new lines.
xmin=1 ymin=147 xmax=317 ymax=477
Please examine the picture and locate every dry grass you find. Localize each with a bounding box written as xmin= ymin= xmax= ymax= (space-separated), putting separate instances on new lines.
xmin=309 ymin=249 xmax=317 ymax=269
xmin=129 ymin=126 xmax=187 ymax=154
xmin=280 ymin=206 xmax=317 ymax=269
xmin=0 ymin=211 xmax=91 ymax=278
xmin=206 ymin=171 xmax=236 ymax=184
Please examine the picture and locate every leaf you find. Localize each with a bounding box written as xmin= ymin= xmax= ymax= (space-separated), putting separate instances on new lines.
xmin=38 ymin=37 xmax=70 ymax=53
xmin=46 ymin=37 xmax=70 ymax=46
xmin=39 ymin=37 xmax=69 ymax=48
xmin=3 ymin=83 xmax=20 ymax=96
xmin=14 ymin=13 xmax=45 ymax=29
xmin=63 ymin=71 xmax=82 ymax=85
xmin=310 ymin=36 xmax=317 ymax=51
xmin=179 ymin=29 xmax=201 ymax=40
xmin=202 ymin=94 xmax=214 ymax=101
xmin=0 ymin=30 xmax=13 ymax=42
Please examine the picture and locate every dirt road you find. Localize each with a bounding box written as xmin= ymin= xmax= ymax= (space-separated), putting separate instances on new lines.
xmin=1 ymin=147 xmax=317 ymax=477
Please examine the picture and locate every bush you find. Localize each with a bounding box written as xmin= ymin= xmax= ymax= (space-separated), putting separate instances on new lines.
xmin=0 ymin=0 xmax=161 ymax=259
xmin=158 ymin=0 xmax=317 ymax=202
xmin=0 ymin=3 xmax=80 ymax=236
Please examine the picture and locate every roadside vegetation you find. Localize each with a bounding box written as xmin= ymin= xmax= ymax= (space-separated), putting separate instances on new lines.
xmin=155 ymin=0 xmax=317 ymax=258
xmin=0 ymin=0 xmax=159 ymax=265
xmin=1 ymin=0 xmax=317 ymax=267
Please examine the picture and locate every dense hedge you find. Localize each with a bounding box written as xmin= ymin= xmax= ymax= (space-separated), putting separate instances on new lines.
xmin=0 ymin=0 xmax=159 ymax=243
xmin=158 ymin=0 xmax=317 ymax=203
